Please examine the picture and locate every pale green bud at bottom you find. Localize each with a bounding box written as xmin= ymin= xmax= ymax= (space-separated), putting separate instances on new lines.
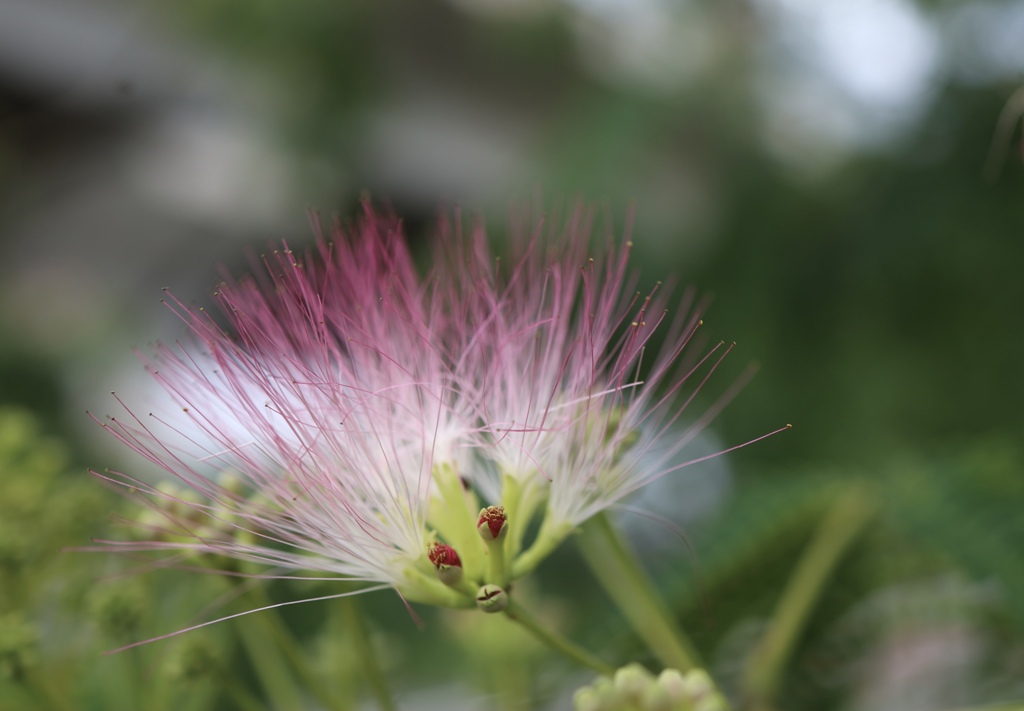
xmin=614 ymin=663 xmax=655 ymax=702
xmin=475 ymin=584 xmax=509 ymax=613
xmin=572 ymin=664 xmax=727 ymax=711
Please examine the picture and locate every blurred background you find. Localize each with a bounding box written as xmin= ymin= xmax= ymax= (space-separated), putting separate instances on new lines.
xmin=1 ymin=0 xmax=1023 ymax=709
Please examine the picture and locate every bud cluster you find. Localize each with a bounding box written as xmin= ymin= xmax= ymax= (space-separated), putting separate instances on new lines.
xmin=426 ymin=502 xmax=512 ymax=611
xmin=129 ymin=476 xmax=270 ymax=568
xmin=573 ymin=665 xmax=727 ymax=711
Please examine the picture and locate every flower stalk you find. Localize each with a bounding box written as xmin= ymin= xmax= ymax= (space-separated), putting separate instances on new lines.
xmin=742 ymin=485 xmax=874 ymax=710
xmin=338 ymin=597 xmax=395 ymax=711
xmin=503 ymin=600 xmax=614 ymax=676
xmin=510 ymin=517 xmax=575 ymax=579
xmin=478 ymin=505 xmax=510 ymax=587
xmin=577 ymin=512 xmax=702 ymax=673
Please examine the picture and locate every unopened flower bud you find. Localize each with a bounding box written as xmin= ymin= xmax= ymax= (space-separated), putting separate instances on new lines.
xmin=477 ymin=505 xmax=507 ymax=541
xmin=591 ymin=676 xmax=615 ymax=699
xmin=680 ymin=669 xmax=713 ymax=700
xmin=695 ymin=694 xmax=728 ymax=711
xmin=613 ymin=663 xmax=654 ymax=702
xmin=656 ymin=668 xmax=688 ymax=702
xmin=641 ymin=683 xmax=675 ymax=711
xmin=475 ymin=584 xmax=509 ymax=613
xmin=573 ymin=688 xmax=604 ymax=711
xmin=427 ymin=542 xmax=464 ymax=586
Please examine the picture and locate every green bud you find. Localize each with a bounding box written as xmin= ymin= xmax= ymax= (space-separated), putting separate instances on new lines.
xmin=614 ymin=663 xmax=655 ymax=702
xmin=475 ymin=584 xmax=509 ymax=613
xmin=656 ymin=668 xmax=687 ymax=701
xmin=694 ymin=694 xmax=728 ymax=711
xmin=591 ymin=675 xmax=616 ymax=699
xmin=574 ymin=688 xmax=605 ymax=711
xmin=680 ymin=669 xmax=713 ymax=700
xmin=641 ymin=683 xmax=677 ymax=711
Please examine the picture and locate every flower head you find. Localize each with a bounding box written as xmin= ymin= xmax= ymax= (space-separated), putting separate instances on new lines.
xmin=95 ymin=207 xmax=472 ymax=607
xmin=92 ymin=200 xmax=766 ymax=619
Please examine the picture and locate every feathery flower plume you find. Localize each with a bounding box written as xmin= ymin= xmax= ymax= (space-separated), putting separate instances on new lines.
xmin=90 ymin=200 xmax=782 ymax=642
xmin=439 ymin=207 xmax=783 ymax=575
xmin=92 ymin=207 xmax=474 ymax=613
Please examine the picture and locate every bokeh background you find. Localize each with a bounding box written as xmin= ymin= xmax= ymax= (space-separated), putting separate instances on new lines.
xmin=2 ymin=0 xmax=1023 ymax=709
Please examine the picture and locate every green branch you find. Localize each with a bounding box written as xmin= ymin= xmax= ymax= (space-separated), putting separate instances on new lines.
xmin=339 ymin=597 xmax=396 ymax=711
xmin=504 ymin=600 xmax=614 ymax=675
xmin=577 ymin=512 xmax=702 ymax=672
xmin=742 ymin=485 xmax=874 ymax=709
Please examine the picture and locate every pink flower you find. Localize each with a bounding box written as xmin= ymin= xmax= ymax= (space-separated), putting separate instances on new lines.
xmin=92 ymin=201 xmax=778 ymax=610
xmin=95 ymin=207 xmax=473 ymax=607
xmin=434 ymin=207 xmax=764 ymax=573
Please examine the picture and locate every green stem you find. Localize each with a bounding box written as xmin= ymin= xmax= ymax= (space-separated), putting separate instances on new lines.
xmin=339 ymin=596 xmax=396 ymax=711
xmin=742 ymin=485 xmax=874 ymax=709
xmin=510 ymin=518 xmax=573 ymax=579
xmin=234 ymin=602 xmax=307 ymax=711
xmin=485 ymin=535 xmax=509 ymax=587
xmin=577 ymin=512 xmax=702 ymax=672
xmin=504 ymin=599 xmax=614 ymax=675
xmin=401 ymin=567 xmax=477 ymax=607
xmin=244 ymin=586 xmax=350 ymax=711
xmin=218 ymin=669 xmax=271 ymax=711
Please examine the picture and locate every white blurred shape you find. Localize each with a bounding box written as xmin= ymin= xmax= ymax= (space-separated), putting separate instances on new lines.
xmin=127 ymin=111 xmax=293 ymax=227
xmin=754 ymin=0 xmax=941 ymax=171
xmin=0 ymin=0 xmax=182 ymax=105
xmin=363 ymin=95 xmax=529 ymax=204
xmin=947 ymin=0 xmax=1024 ymax=81
xmin=569 ymin=0 xmax=715 ymax=90
xmin=807 ymin=0 xmax=939 ymax=110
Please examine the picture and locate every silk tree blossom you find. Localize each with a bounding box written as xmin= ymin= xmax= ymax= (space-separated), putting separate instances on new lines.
xmin=91 ymin=201 xmax=781 ymax=641
xmin=93 ymin=208 xmax=476 ymax=611
xmin=439 ymin=208 xmax=773 ymax=577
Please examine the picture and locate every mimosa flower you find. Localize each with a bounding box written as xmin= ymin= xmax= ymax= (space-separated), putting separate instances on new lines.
xmin=93 ymin=207 xmax=474 ymax=611
xmin=436 ymin=207 xmax=778 ymax=574
xmin=91 ymin=201 xmax=779 ymax=638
